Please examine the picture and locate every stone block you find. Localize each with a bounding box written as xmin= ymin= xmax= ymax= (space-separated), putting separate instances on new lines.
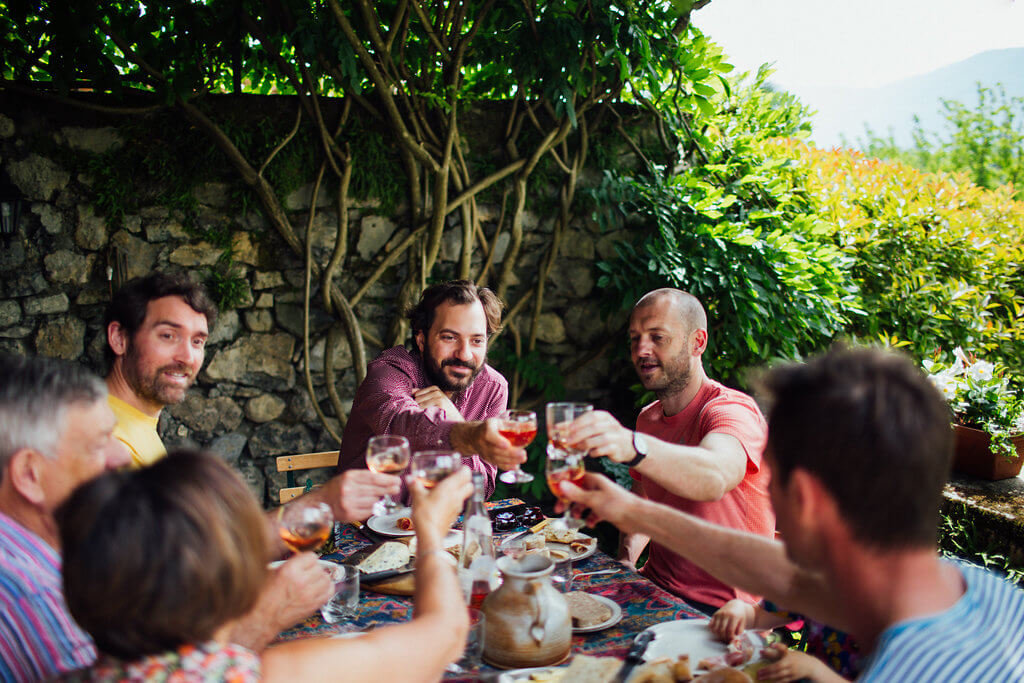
xmin=44 ymin=250 xmax=94 ymax=285
xmin=4 ymin=272 xmax=47 ymax=297
xmin=285 ymin=183 xmax=334 ymax=211
xmin=8 ymin=154 xmax=70 ymax=201
xmin=246 ymin=394 xmax=286 ymax=423
xmin=0 ymin=239 xmax=25 ymax=272
xmin=306 ymin=335 xmax=353 ymax=373
xmin=274 ymin=302 xmax=333 ymax=339
xmin=210 ymin=432 xmax=248 ymax=464
xmin=0 ymin=325 xmax=32 ymax=339
xmin=254 ymin=292 xmax=273 ymax=309
xmin=565 ymin=263 xmax=595 ymax=298
xmin=60 ymin=126 xmax=124 ymax=154
xmin=253 ymin=271 xmax=284 ymax=290
xmin=24 ymin=293 xmax=69 ymax=315
xmin=169 ymin=242 xmax=221 ymax=267
xmin=0 ymin=301 xmax=21 ymax=327
xmin=207 ymin=309 xmax=240 ymax=346
xmin=204 ymin=332 xmax=296 ymax=390
xmin=248 ymin=422 xmax=314 ymax=459
xmin=535 ymin=312 xmax=567 ymax=344
xmin=109 ymin=230 xmax=161 ymax=280
xmin=194 ymin=182 xmax=232 ymax=208
xmin=75 ymin=205 xmax=108 ymax=251
xmin=560 ymin=228 xmax=595 ymax=259
xmin=145 ymin=217 xmax=189 ymax=242
xmin=357 ymin=215 xmax=398 ymax=261
xmin=35 ymin=315 xmax=85 ymax=359
xmin=32 ymin=204 xmax=64 ymax=234
xmin=168 ymin=393 xmax=243 ymax=434
xmin=245 ymin=309 xmax=274 ymax=332
xmin=232 ymin=231 xmax=260 ymax=266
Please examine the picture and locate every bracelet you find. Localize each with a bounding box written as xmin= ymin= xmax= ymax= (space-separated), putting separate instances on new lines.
xmin=417 ymin=549 xmax=457 ymax=567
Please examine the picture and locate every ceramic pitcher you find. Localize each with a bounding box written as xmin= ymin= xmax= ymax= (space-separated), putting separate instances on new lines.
xmin=481 ymin=554 xmax=571 ymax=669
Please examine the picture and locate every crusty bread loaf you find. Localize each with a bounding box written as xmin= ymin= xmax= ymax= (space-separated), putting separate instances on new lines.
xmin=564 ymin=591 xmax=613 ymax=628
xmin=559 ymin=654 xmax=621 ymax=683
xmin=693 ymin=668 xmax=752 ymax=683
xmin=357 ymin=541 xmax=411 ymax=574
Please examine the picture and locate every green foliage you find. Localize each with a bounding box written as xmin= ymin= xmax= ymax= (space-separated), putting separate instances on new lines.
xmin=940 ymin=502 xmax=1024 ymax=586
xmin=857 ymin=84 xmax=1024 ymax=200
xmin=593 ymin=63 xmax=857 ymax=386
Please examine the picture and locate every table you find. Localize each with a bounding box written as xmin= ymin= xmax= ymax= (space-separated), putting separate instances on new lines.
xmin=275 ymin=501 xmax=705 ymax=678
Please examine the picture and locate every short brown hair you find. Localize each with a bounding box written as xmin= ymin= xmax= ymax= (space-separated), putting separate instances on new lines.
xmin=103 ymin=272 xmax=218 ymax=367
xmin=407 ymin=279 xmax=504 ymax=338
xmin=759 ymin=344 xmax=953 ymax=550
xmin=57 ymin=450 xmax=268 ymax=659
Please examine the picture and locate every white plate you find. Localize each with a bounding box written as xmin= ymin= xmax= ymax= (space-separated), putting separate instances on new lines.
xmin=366 ymin=507 xmax=416 ymax=537
xmin=572 ymin=594 xmax=622 ymax=634
xmin=548 ymin=533 xmax=597 ymax=562
xmin=496 ymin=666 xmax=564 ymax=683
xmin=640 ymin=619 xmax=764 ymax=666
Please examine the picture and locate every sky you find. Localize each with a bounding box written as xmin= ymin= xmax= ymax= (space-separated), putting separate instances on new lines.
xmin=691 ymin=0 xmax=1024 ymax=89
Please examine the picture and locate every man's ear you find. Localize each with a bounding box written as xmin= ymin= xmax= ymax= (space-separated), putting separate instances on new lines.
xmin=7 ymin=450 xmax=47 ymax=506
xmin=789 ymin=467 xmax=838 ymax=532
xmin=691 ymin=328 xmax=709 ymax=356
xmin=107 ymin=321 xmax=129 ymax=358
xmin=415 ymin=330 xmax=425 ymax=354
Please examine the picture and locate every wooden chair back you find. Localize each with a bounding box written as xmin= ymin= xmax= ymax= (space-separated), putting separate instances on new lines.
xmin=276 ymin=451 xmax=340 ymax=504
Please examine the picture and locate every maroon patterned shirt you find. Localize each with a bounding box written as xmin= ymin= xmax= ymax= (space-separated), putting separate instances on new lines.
xmin=337 ymin=346 xmax=508 ymax=499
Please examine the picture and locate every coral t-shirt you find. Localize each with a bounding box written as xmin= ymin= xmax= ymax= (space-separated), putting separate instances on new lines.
xmin=633 ymin=378 xmax=773 ymax=608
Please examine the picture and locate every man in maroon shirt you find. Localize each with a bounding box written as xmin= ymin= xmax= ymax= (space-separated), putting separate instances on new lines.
xmin=337 ymin=280 xmax=526 ymax=499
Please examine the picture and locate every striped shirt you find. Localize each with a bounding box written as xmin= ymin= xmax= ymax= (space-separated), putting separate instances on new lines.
xmin=859 ymin=562 xmax=1024 ymax=681
xmin=337 ymin=346 xmax=508 ymax=500
xmin=0 ymin=512 xmax=95 ymax=682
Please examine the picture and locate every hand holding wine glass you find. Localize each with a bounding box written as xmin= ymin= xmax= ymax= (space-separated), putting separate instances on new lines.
xmin=497 ymin=409 xmax=538 ymax=484
xmin=366 ymin=435 xmax=411 ymax=516
xmin=278 ymin=500 xmax=334 ymax=554
xmin=410 ymin=450 xmax=459 ymax=490
xmin=546 ymin=402 xmax=593 ymax=455
xmin=545 ymin=448 xmax=586 ymax=531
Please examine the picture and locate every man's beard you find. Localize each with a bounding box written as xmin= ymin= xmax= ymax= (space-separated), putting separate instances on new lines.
xmin=636 ymin=353 xmax=692 ymax=400
xmin=122 ymin=343 xmax=195 ymax=407
xmin=423 ymin=350 xmax=483 ymax=395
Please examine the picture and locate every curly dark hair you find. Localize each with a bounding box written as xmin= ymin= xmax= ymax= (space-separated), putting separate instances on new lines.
xmin=406 ymin=279 xmax=504 ymax=339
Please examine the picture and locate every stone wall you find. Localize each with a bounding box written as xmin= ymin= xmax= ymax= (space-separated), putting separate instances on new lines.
xmin=0 ymin=93 xmax=635 ymax=506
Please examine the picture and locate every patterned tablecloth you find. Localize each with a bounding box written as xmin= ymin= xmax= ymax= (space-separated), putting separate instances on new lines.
xmin=275 ymin=500 xmax=705 ymax=679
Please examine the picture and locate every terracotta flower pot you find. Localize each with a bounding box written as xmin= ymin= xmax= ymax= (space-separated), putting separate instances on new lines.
xmin=951 ymin=424 xmax=1024 ymax=480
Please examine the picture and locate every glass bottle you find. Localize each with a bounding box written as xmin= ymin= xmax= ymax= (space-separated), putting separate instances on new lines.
xmin=460 ymin=472 xmax=497 ymax=608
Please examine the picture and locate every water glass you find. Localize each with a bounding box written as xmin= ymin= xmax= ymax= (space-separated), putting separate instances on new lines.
xmin=551 ymin=557 xmax=573 ymax=592
xmin=320 ymin=563 xmax=360 ymax=623
xmin=457 ymin=608 xmax=486 ymax=671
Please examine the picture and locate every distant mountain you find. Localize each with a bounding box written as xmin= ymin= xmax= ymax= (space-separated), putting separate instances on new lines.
xmin=778 ymin=48 xmax=1024 ymax=150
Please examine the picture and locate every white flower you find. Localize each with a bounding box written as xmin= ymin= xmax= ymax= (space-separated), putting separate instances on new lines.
xmin=951 ymin=346 xmax=970 ymax=374
xmin=967 ymin=361 xmax=995 ymax=382
xmin=928 ymin=373 xmax=959 ymax=400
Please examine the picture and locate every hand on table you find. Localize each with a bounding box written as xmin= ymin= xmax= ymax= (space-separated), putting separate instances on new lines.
xmin=451 ymin=419 xmax=526 ymax=471
xmin=569 ymin=410 xmax=636 ymax=463
xmin=709 ymin=599 xmax=755 ymax=641
xmin=414 ymin=385 xmax=465 ymax=421
xmin=755 ymin=643 xmax=847 ymax=682
xmin=322 ymin=469 xmax=402 ymax=523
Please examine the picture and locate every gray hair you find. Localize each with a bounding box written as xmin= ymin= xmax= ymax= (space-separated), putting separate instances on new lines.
xmin=0 ymin=354 xmax=107 ymax=470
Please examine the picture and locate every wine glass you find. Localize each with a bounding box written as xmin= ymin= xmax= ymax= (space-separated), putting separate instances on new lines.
xmin=409 ymin=450 xmax=459 ymax=490
xmin=278 ymin=501 xmax=334 ymax=554
xmin=498 ymin=409 xmax=538 ymax=484
xmin=545 ymin=448 xmax=586 ymax=531
xmin=366 ymin=435 xmax=411 ymax=516
xmin=545 ymin=402 xmax=593 ymax=456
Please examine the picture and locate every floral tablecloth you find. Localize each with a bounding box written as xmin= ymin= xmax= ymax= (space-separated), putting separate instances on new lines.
xmin=275 ymin=500 xmax=705 ymax=679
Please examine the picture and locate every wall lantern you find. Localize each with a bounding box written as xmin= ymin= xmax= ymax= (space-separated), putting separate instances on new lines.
xmin=0 ymin=180 xmax=22 ymax=244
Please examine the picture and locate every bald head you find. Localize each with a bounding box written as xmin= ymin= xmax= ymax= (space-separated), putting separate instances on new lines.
xmin=633 ymin=289 xmax=707 ymax=335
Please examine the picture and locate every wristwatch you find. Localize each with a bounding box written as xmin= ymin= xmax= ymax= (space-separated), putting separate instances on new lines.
xmin=626 ymin=431 xmax=649 ymax=468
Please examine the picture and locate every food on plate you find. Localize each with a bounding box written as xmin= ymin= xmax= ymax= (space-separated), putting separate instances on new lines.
xmin=569 ymin=537 xmax=595 ymax=554
xmin=523 ymin=533 xmax=547 ymax=552
xmin=357 ymin=541 xmax=411 ymax=574
xmin=629 ymin=657 xmax=675 ymax=683
xmin=549 ymin=549 xmax=571 ymax=561
xmin=395 ymin=516 xmax=414 ymax=531
xmin=494 ymin=510 xmax=519 ymax=530
xmin=698 ymin=634 xmax=756 ymax=670
xmin=693 ymin=668 xmax=752 ymax=682
xmin=564 ymin=591 xmax=613 ymax=628
xmin=543 ymin=524 xmax=578 ymax=544
xmin=519 ymin=506 xmax=545 ymax=526
xmin=672 ymin=655 xmax=693 ymax=682
xmin=558 ymin=654 xmax=622 ymax=683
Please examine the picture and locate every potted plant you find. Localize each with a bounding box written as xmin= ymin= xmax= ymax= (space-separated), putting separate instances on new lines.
xmin=924 ymin=347 xmax=1024 ymax=480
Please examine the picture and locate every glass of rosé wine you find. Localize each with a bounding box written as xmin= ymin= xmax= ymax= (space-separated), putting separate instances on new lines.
xmin=366 ymin=435 xmax=411 ymax=516
xmin=497 ymin=409 xmax=538 ymax=484
xmin=278 ymin=500 xmax=334 ymax=554
xmin=410 ymin=450 xmax=459 ymax=490
xmin=545 ymin=402 xmax=593 ymax=457
xmin=545 ymin=448 xmax=586 ymax=531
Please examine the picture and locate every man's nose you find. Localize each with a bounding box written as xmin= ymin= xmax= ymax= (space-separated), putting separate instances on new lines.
xmin=174 ymin=339 xmax=202 ymax=367
xmin=455 ymin=339 xmax=474 ymax=361
xmin=633 ymin=338 xmax=653 ymax=357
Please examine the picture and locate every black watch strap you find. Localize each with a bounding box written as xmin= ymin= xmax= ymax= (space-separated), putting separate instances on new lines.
xmin=626 ymin=431 xmax=648 ymax=468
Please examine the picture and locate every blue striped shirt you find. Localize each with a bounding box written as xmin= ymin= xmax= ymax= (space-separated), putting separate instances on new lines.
xmin=859 ymin=562 xmax=1024 ymax=681
xmin=0 ymin=512 xmax=96 ymax=682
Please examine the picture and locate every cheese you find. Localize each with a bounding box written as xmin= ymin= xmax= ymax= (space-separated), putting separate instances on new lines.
xmin=357 ymin=541 xmax=411 ymax=574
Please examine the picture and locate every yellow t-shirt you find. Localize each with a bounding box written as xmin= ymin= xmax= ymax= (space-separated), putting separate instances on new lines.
xmin=108 ymin=394 xmax=167 ymax=468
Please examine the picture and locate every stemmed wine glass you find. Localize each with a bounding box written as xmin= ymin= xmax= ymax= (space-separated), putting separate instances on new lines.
xmin=278 ymin=501 xmax=334 ymax=554
xmin=545 ymin=449 xmax=586 ymax=531
xmin=498 ymin=409 xmax=538 ymax=484
xmin=366 ymin=435 xmax=412 ymax=516
xmin=545 ymin=402 xmax=593 ymax=455
xmin=410 ymin=450 xmax=459 ymax=490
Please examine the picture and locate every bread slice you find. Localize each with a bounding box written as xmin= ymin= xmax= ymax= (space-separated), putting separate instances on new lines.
xmin=543 ymin=525 xmax=577 ymax=544
xmin=559 ymin=654 xmax=621 ymax=683
xmin=356 ymin=541 xmax=411 ymax=574
xmin=564 ymin=591 xmax=613 ymax=628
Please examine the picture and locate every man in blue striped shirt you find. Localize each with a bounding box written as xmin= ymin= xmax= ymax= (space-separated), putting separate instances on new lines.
xmin=0 ymin=355 xmax=131 ymax=681
xmin=562 ymin=346 xmax=1024 ymax=681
